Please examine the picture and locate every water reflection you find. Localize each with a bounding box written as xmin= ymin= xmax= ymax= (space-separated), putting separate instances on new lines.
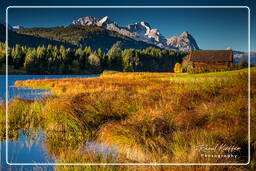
xmin=0 ymin=75 xmax=106 ymax=169
xmin=7 ymin=129 xmax=55 ymax=163
xmin=84 ymin=142 xmax=119 ymax=158
xmin=1 ymin=129 xmax=55 ymax=170
xmin=8 ymin=86 xmax=50 ymax=101
xmin=0 ymin=75 xmax=99 ymax=102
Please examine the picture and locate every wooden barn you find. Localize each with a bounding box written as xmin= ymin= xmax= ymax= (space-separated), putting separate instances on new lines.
xmin=187 ymin=50 xmax=233 ymax=71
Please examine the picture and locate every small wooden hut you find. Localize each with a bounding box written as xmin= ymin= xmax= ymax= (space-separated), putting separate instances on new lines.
xmin=188 ymin=50 xmax=233 ymax=70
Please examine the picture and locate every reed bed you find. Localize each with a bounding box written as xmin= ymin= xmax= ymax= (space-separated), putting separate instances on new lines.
xmin=1 ymin=67 xmax=255 ymax=170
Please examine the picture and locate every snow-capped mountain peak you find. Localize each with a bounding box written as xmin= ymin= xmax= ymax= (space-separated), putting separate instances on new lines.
xmin=96 ymin=16 xmax=133 ymax=37
xmin=126 ymin=21 xmax=151 ymax=39
xmin=167 ymin=32 xmax=199 ymax=51
xmin=181 ymin=31 xmax=189 ymax=37
xmin=97 ymin=16 xmax=113 ymax=27
xmin=70 ymin=16 xmax=200 ymax=51
xmin=101 ymin=16 xmax=109 ymax=22
xmin=71 ymin=16 xmax=99 ymax=26
xmin=139 ymin=21 xmax=151 ymax=33
xmin=146 ymin=29 xmax=166 ymax=45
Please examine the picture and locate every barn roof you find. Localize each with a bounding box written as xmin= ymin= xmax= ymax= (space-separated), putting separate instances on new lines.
xmin=189 ymin=50 xmax=233 ymax=62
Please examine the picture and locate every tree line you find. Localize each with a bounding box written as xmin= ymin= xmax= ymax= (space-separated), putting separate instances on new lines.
xmin=0 ymin=42 xmax=187 ymax=74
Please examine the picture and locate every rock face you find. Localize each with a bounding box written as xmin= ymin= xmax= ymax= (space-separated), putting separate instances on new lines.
xmin=71 ymin=16 xmax=99 ymax=26
xmin=71 ymin=16 xmax=200 ymax=51
xmin=125 ymin=22 xmax=167 ymax=47
xmin=166 ymin=32 xmax=200 ymax=51
xmin=127 ymin=21 xmax=151 ymax=39
xmin=98 ymin=16 xmax=135 ymax=38
xmin=97 ymin=16 xmax=113 ymax=27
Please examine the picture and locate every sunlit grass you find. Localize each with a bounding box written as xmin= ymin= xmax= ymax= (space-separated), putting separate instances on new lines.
xmin=1 ymin=67 xmax=255 ymax=170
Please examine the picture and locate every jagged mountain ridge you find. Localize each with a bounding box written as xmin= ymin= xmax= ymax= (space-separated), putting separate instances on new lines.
xmin=70 ymin=16 xmax=200 ymax=51
xmin=166 ymin=32 xmax=200 ymax=51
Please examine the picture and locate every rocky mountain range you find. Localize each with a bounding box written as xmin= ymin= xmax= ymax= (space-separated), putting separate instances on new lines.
xmin=70 ymin=16 xmax=200 ymax=52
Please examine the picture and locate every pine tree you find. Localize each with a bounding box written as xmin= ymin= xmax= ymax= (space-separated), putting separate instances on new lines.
xmin=107 ymin=42 xmax=123 ymax=71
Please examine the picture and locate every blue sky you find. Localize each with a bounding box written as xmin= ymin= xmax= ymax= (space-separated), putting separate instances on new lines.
xmin=1 ymin=0 xmax=255 ymax=52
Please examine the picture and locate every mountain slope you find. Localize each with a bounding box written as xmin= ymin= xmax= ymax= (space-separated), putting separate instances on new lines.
xmin=18 ymin=25 xmax=159 ymax=51
xmin=0 ymin=24 xmax=75 ymax=48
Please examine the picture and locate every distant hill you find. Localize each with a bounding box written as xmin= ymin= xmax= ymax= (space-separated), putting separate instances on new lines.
xmin=0 ymin=24 xmax=76 ymax=48
xmin=233 ymin=50 xmax=256 ymax=65
xmin=18 ymin=25 xmax=159 ymax=52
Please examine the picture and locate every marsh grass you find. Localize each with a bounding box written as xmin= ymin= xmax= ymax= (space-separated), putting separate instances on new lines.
xmin=2 ymin=67 xmax=256 ymax=170
xmin=0 ymin=102 xmax=5 ymax=139
xmin=8 ymin=98 xmax=45 ymax=129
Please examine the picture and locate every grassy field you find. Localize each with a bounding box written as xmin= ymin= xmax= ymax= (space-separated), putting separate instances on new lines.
xmin=1 ymin=67 xmax=255 ymax=170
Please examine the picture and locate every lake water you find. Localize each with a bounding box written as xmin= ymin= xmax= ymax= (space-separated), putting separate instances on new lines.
xmin=0 ymin=75 xmax=99 ymax=170
xmin=0 ymin=75 xmax=99 ymax=102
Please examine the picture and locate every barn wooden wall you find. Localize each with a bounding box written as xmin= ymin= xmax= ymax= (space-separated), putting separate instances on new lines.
xmin=193 ymin=62 xmax=230 ymax=71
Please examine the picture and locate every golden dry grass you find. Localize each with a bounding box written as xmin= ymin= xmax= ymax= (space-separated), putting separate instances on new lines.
xmin=1 ymin=67 xmax=255 ymax=170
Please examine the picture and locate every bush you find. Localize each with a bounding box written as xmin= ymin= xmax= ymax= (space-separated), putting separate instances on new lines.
xmin=174 ymin=62 xmax=182 ymax=73
xmin=181 ymin=55 xmax=194 ymax=73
